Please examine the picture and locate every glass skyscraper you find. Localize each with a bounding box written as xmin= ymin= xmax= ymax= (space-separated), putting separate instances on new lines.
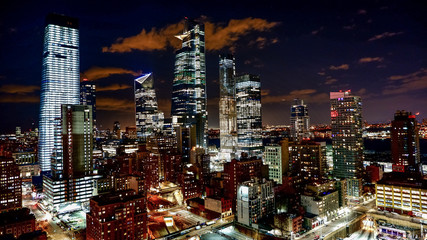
xmin=330 ymin=91 xmax=363 ymax=200
xmin=235 ymin=74 xmax=263 ymax=158
xmin=80 ymin=80 xmax=96 ymax=129
xmin=39 ymin=14 xmax=80 ymax=174
xmin=134 ymin=73 xmax=164 ymax=140
xmin=171 ymin=18 xmax=207 ymax=149
xmin=219 ymin=54 xmax=237 ymax=160
xmin=290 ymin=98 xmax=310 ymax=142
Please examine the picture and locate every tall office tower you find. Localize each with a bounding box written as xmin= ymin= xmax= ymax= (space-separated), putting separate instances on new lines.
xmin=171 ymin=18 xmax=207 ymax=149
xmin=235 ymin=74 xmax=263 ymax=158
xmin=330 ymin=91 xmax=363 ymax=201
xmin=391 ymin=110 xmax=420 ymax=171
xmin=290 ymin=98 xmax=310 ymax=142
xmin=39 ymin=14 xmax=80 ymax=174
xmin=44 ymin=105 xmax=100 ymax=211
xmin=134 ymin=73 xmax=164 ymax=140
xmin=0 ymin=156 xmax=22 ymax=212
xmin=80 ymin=80 xmax=96 ymax=129
xmin=219 ymin=54 xmax=237 ymax=161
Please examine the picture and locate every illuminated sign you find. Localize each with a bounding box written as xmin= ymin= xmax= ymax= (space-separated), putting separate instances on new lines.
xmin=331 ymin=110 xmax=338 ymax=118
xmin=164 ymin=217 xmax=174 ymax=227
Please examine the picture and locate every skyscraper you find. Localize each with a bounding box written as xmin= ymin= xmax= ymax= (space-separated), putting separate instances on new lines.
xmin=235 ymin=74 xmax=263 ymax=157
xmin=219 ymin=54 xmax=237 ymax=160
xmin=134 ymin=73 xmax=164 ymax=140
xmin=171 ymin=18 xmax=207 ymax=149
xmin=39 ymin=14 xmax=80 ymax=174
xmin=44 ymin=104 xmax=100 ymax=211
xmin=80 ymin=80 xmax=96 ymax=129
xmin=391 ymin=110 xmax=420 ymax=171
xmin=290 ymin=99 xmax=310 ymax=142
xmin=330 ymin=91 xmax=363 ymax=200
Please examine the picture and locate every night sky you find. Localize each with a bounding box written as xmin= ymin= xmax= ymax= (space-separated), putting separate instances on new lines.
xmin=1 ymin=1 xmax=427 ymax=133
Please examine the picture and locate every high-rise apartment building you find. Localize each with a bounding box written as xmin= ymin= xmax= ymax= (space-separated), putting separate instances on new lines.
xmin=264 ymin=144 xmax=288 ymax=185
xmin=391 ymin=110 xmax=420 ymax=171
xmin=0 ymin=156 xmax=22 ymax=212
xmin=290 ymin=99 xmax=310 ymax=142
xmin=330 ymin=91 xmax=363 ymax=200
xmin=219 ymin=54 xmax=237 ymax=160
xmin=135 ymin=73 xmax=164 ymax=140
xmin=39 ymin=13 xmax=80 ymax=174
xmin=235 ymin=74 xmax=262 ymax=158
xmin=44 ymin=105 xmax=100 ymax=211
xmin=171 ymin=18 xmax=207 ymax=149
xmin=80 ymin=80 xmax=96 ymax=129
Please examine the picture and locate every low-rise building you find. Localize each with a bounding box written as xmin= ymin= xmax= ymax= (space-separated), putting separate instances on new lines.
xmin=301 ymin=190 xmax=339 ymax=221
xmin=0 ymin=208 xmax=35 ymax=239
xmin=274 ymin=213 xmax=303 ymax=235
xmin=204 ymin=197 xmax=233 ymax=218
xmin=237 ymin=178 xmax=274 ymax=227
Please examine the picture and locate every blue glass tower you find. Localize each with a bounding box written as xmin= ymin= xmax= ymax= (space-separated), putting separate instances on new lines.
xmin=171 ymin=18 xmax=207 ymax=149
xmin=39 ymin=14 xmax=80 ymax=174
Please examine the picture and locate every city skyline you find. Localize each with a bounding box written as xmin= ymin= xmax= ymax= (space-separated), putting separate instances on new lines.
xmin=1 ymin=1 xmax=427 ymax=133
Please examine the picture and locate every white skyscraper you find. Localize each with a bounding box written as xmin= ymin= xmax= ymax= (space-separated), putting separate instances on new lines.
xmin=39 ymin=14 xmax=80 ymax=173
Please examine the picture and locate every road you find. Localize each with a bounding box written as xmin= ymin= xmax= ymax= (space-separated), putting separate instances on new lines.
xmin=347 ymin=229 xmax=375 ymax=240
xmin=23 ymin=197 xmax=73 ymax=240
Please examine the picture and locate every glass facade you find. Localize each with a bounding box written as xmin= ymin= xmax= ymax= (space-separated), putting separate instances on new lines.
xmin=171 ymin=19 xmax=207 ymax=149
xmin=330 ymin=91 xmax=363 ymax=198
xmin=219 ymin=54 xmax=237 ymax=160
xmin=235 ymin=74 xmax=263 ymax=157
xmin=134 ymin=73 xmax=164 ymax=140
xmin=290 ymin=98 xmax=310 ymax=142
xmin=80 ymin=81 xmax=96 ymax=129
xmin=39 ymin=14 xmax=80 ymax=173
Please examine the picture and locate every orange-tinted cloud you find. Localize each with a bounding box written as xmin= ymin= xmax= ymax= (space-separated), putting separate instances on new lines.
xmin=102 ymin=22 xmax=184 ymax=53
xmin=262 ymin=89 xmax=328 ymax=104
xmin=157 ymin=98 xmax=171 ymax=118
xmin=383 ymin=68 xmax=427 ymax=95
xmin=103 ymin=18 xmax=279 ymax=53
xmin=204 ymin=18 xmax=279 ymax=51
xmin=82 ymin=66 xmax=140 ymax=81
xmin=329 ymin=64 xmax=349 ymax=70
xmin=358 ymin=57 xmax=384 ymax=63
xmin=368 ymin=32 xmax=403 ymax=41
xmin=97 ymin=84 xmax=132 ymax=92
xmin=97 ymin=97 xmax=134 ymax=112
xmin=0 ymin=94 xmax=39 ymax=103
xmin=0 ymin=84 xmax=39 ymax=94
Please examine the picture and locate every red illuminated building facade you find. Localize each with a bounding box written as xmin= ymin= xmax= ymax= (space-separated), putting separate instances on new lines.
xmin=391 ymin=110 xmax=420 ymax=172
xmin=86 ymin=190 xmax=147 ymax=240
xmin=0 ymin=156 xmax=22 ymax=212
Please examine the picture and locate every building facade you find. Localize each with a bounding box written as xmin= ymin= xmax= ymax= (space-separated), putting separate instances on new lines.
xmin=236 ymin=178 xmax=275 ymax=227
xmin=86 ymin=190 xmax=147 ymax=240
xmin=330 ymin=91 xmax=363 ymax=199
xmin=80 ymin=80 xmax=96 ymax=131
xmin=171 ymin=18 xmax=207 ymax=149
xmin=235 ymin=74 xmax=262 ymax=158
xmin=391 ymin=110 xmax=420 ymax=170
xmin=290 ymin=99 xmax=310 ymax=142
xmin=134 ymin=73 xmax=164 ymax=141
xmin=0 ymin=156 xmax=22 ymax=211
xmin=39 ymin=14 xmax=80 ymax=173
xmin=219 ymin=54 xmax=237 ymax=161
xmin=264 ymin=144 xmax=288 ymax=185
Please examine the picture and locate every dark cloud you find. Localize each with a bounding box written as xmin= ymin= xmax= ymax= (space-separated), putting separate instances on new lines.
xmin=329 ymin=64 xmax=349 ymax=70
xmin=97 ymin=84 xmax=132 ymax=92
xmin=0 ymin=85 xmax=39 ymax=94
xmin=383 ymin=68 xmax=427 ymax=95
xmin=262 ymin=89 xmax=328 ymax=104
xmin=368 ymin=32 xmax=403 ymax=41
xmin=358 ymin=57 xmax=384 ymax=63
